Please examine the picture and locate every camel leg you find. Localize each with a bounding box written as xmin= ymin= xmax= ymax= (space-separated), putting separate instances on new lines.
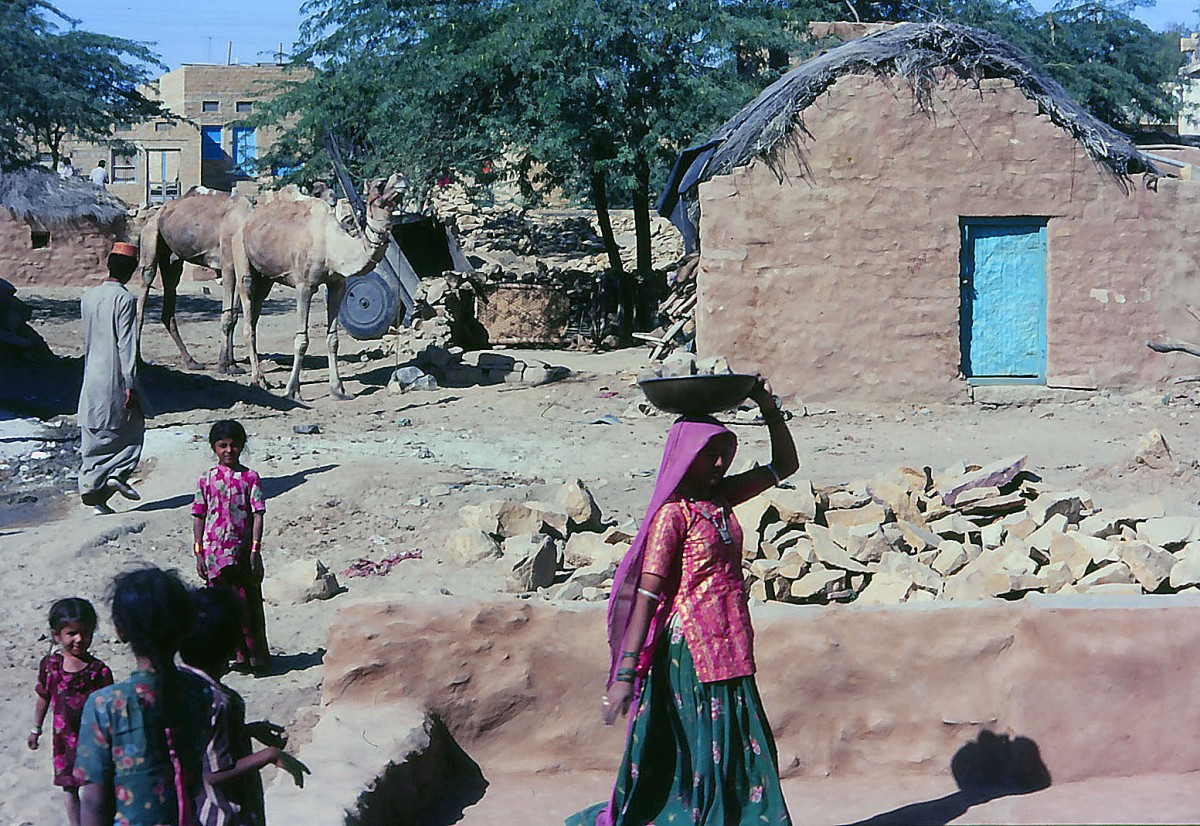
xmin=160 ymin=258 xmax=204 ymax=370
xmin=242 ymin=275 xmax=273 ymax=391
xmin=217 ymin=266 xmax=244 ymax=375
xmin=285 ymin=282 xmax=315 ymax=401
xmin=325 ymin=279 xmax=351 ymax=400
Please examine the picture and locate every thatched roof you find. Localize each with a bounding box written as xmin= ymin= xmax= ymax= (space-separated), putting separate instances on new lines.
xmin=662 ymin=21 xmax=1158 ymax=213
xmin=0 ymin=167 xmax=127 ymax=228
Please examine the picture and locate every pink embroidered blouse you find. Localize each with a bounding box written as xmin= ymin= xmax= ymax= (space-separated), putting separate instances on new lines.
xmin=192 ymin=464 xmax=266 ymax=581
xmin=641 ymin=499 xmax=754 ymax=683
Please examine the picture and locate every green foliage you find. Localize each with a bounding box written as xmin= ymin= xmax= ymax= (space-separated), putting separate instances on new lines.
xmin=0 ymin=0 xmax=166 ymax=170
xmin=855 ymin=0 xmax=1182 ymax=127
xmin=259 ymin=0 xmax=842 ymax=207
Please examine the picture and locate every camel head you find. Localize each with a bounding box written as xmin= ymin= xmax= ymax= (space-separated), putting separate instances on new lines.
xmin=365 ymin=172 xmax=409 ymax=211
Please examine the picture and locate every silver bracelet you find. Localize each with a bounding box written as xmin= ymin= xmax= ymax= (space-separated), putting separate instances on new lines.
xmin=636 ymin=587 xmax=661 ymax=602
xmin=30 ymin=726 xmax=42 ymax=735
xmin=764 ymin=463 xmax=782 ymax=485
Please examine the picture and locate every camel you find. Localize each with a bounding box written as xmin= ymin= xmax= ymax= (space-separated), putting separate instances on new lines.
xmin=136 ymin=189 xmax=254 ymax=372
xmin=231 ymin=173 xmax=406 ymax=401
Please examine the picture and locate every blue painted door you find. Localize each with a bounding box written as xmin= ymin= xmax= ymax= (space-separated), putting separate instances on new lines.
xmin=960 ymin=221 xmax=1047 ymax=379
xmin=201 ymin=126 xmax=223 ymax=160
xmin=232 ymin=127 xmax=256 ymax=176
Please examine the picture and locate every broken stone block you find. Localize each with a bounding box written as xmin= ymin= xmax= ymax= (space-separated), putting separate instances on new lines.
xmin=1134 ymin=429 xmax=1171 ymax=470
xmin=843 ymin=525 xmax=890 ymax=564
xmin=776 ymin=547 xmax=811 ymax=580
xmin=940 ymin=455 xmax=1027 ymax=506
xmin=660 ymin=351 xmax=697 ymax=377
xmin=767 ymin=483 xmax=817 ymax=524
xmin=1083 ymin=582 xmax=1144 ymax=596
xmin=695 ymin=355 xmax=731 ymax=375
xmin=827 ymin=489 xmax=871 ymax=510
xmin=944 ymin=569 xmax=1033 ymax=601
xmin=1025 ymin=514 xmax=1069 ymax=560
xmin=748 ymin=579 xmax=773 ymax=603
xmin=1026 ymin=490 xmax=1091 ymax=527
xmin=1048 ymin=533 xmax=1094 ymax=580
xmin=558 ymin=479 xmax=602 ymax=532
xmin=958 ymin=492 xmax=1026 ymax=517
xmin=528 ymin=500 xmax=569 ymax=539
xmin=867 ymin=481 xmax=919 ymax=522
xmin=805 ymin=524 xmax=869 ymax=573
xmin=1169 ymin=544 xmax=1200 ymax=590
xmin=601 ymin=525 xmax=636 ymax=545
xmin=1006 ymin=517 xmax=1039 ymax=541
xmin=895 ymin=520 xmax=942 ymax=554
xmin=872 ymin=550 xmax=943 ymax=594
xmin=927 ymin=512 xmax=976 ymax=539
xmin=932 ymin=540 xmax=970 ymax=576
xmin=460 ymin=499 xmax=544 ymax=538
xmin=1076 ymin=561 xmax=1137 ymax=589
xmin=952 ymin=486 xmax=1002 ymax=506
xmin=1115 ymin=541 xmax=1175 ymax=591
xmin=564 ymin=532 xmax=626 ymax=568
xmin=263 ymin=559 xmax=341 ymax=606
xmin=825 ymin=503 xmax=889 ymax=533
xmin=504 ymin=533 xmax=558 ymax=592
xmin=1037 ymin=561 xmax=1073 ymax=594
xmin=448 ymin=528 xmax=503 ymax=564
xmin=1135 ymin=517 xmax=1200 ymax=549
xmin=750 ymin=559 xmax=783 ymax=581
xmin=980 ymin=521 xmax=1005 ymax=550
xmin=855 ymin=572 xmax=918 ymax=606
xmin=733 ymin=495 xmax=775 ymax=544
xmin=789 ymin=566 xmax=845 ymax=601
xmin=1079 ymin=499 xmax=1166 ymax=538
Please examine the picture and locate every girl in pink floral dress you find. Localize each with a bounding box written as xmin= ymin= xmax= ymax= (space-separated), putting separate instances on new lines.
xmin=28 ymin=598 xmax=114 ymax=826
xmin=192 ymin=419 xmax=270 ymax=672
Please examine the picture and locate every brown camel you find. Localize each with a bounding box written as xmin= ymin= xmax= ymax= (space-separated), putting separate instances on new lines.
xmin=231 ymin=174 xmax=406 ymax=401
xmin=136 ymin=189 xmax=254 ymax=371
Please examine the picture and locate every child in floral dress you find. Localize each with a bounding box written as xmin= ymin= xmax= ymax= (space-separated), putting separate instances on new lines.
xmin=28 ymin=598 xmax=114 ymax=826
xmin=192 ymin=419 xmax=269 ymax=672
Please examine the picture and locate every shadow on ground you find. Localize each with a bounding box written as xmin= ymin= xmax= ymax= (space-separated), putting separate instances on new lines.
xmin=0 ymin=357 xmax=304 ymax=419
xmin=845 ymin=730 xmax=1051 ymax=826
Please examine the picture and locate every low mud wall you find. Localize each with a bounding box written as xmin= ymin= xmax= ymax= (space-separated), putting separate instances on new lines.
xmin=324 ymin=595 xmax=1200 ymax=785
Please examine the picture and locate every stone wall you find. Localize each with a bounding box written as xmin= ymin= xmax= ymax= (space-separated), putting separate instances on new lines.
xmin=322 ymin=596 xmax=1200 ymax=785
xmin=695 ymin=74 xmax=1200 ymax=402
xmin=0 ymin=212 xmax=118 ymax=287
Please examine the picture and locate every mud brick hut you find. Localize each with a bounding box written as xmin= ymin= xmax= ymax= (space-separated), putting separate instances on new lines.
xmin=659 ymin=22 xmax=1200 ymax=402
xmin=0 ymin=168 xmax=128 ymax=287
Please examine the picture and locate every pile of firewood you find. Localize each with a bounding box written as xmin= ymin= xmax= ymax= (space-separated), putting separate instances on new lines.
xmin=637 ymin=255 xmax=698 ymax=359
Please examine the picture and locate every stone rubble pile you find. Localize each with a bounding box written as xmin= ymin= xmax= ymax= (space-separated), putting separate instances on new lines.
xmin=638 ymin=255 xmax=699 ymax=360
xmin=386 ymin=344 xmax=571 ymax=392
xmin=449 ymin=478 xmax=633 ymax=601
xmin=741 ymin=448 xmax=1200 ymax=605
xmin=0 ymin=278 xmax=51 ymax=361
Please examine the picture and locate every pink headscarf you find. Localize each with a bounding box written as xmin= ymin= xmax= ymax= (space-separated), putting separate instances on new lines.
xmin=604 ymin=416 xmax=736 ymax=689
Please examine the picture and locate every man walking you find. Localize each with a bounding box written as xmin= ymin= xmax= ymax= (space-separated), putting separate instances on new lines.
xmin=78 ymin=242 xmax=145 ymax=514
xmin=88 ymin=159 xmax=108 ymax=189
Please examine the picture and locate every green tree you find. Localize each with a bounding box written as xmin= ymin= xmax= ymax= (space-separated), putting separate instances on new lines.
xmin=0 ymin=0 xmax=167 ymax=170
xmin=855 ymin=0 xmax=1182 ymax=128
xmin=259 ymin=0 xmax=842 ymax=338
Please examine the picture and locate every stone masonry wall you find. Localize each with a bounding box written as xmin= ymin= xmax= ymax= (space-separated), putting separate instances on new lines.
xmin=696 ymin=74 xmax=1200 ymax=402
xmin=0 ymin=212 xmax=118 ymax=287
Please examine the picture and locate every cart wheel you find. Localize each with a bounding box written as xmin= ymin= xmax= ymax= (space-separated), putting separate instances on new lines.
xmin=340 ymin=270 xmax=401 ymax=340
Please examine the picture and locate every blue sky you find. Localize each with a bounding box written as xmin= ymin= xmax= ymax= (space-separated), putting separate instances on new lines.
xmin=49 ymin=0 xmax=1200 ymax=71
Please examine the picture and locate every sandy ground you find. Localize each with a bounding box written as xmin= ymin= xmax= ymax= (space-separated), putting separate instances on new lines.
xmin=3 ymin=282 xmax=1200 ymax=824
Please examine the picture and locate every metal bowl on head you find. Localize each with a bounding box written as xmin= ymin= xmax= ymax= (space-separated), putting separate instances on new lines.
xmin=638 ymin=373 xmax=758 ymax=416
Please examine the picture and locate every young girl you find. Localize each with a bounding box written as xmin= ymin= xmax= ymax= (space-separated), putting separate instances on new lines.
xmin=192 ymin=419 xmax=270 ymax=672
xmin=28 ymin=598 xmax=114 ymax=826
xmin=74 ymin=567 xmax=214 ymax=826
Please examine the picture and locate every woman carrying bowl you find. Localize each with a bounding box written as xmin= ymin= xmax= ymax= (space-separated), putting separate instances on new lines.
xmin=567 ymin=377 xmax=799 ymax=826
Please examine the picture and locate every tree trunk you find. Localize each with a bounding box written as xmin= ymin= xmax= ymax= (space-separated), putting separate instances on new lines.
xmin=590 ymin=169 xmax=638 ymax=343
xmin=632 ymin=155 xmax=654 ymax=334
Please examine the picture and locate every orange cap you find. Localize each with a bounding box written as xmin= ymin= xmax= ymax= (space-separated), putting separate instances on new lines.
xmin=111 ymin=241 xmax=138 ymax=258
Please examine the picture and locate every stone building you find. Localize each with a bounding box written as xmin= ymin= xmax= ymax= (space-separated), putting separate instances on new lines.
xmin=0 ymin=168 xmax=127 ymax=286
xmin=660 ymin=22 xmax=1200 ymax=402
xmin=64 ymin=62 xmax=300 ymax=206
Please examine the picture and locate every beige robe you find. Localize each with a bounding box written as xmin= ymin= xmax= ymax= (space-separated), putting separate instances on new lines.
xmin=77 ymin=281 xmax=144 ymax=504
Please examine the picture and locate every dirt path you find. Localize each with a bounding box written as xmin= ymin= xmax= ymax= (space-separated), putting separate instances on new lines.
xmin=2 ymin=282 xmax=1198 ymax=824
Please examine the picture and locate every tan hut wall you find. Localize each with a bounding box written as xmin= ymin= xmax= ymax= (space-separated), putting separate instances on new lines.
xmin=0 ymin=211 xmax=121 ymax=287
xmin=695 ymin=73 xmax=1200 ymax=403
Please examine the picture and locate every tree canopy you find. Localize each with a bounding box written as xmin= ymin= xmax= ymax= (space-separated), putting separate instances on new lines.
xmin=0 ymin=0 xmax=167 ymax=170
xmin=857 ymin=0 xmax=1182 ymax=128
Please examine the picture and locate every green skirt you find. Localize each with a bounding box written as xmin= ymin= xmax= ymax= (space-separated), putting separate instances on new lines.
xmin=568 ymin=623 xmax=792 ymax=825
